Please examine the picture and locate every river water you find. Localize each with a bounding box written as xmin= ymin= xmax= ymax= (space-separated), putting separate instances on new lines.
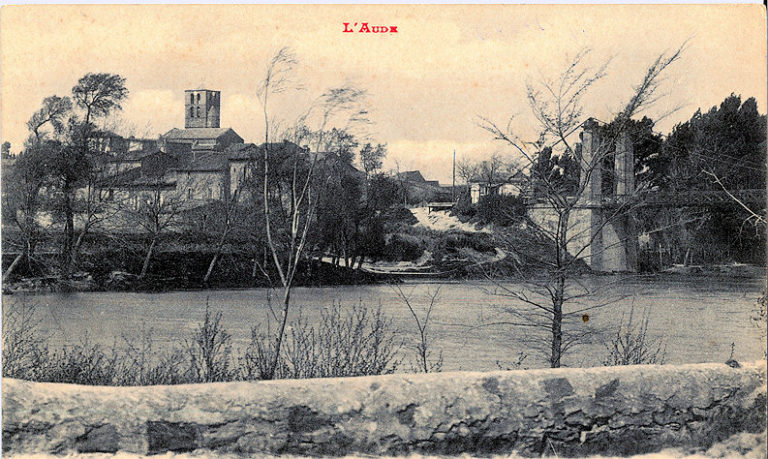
xmin=3 ymin=274 xmax=765 ymax=371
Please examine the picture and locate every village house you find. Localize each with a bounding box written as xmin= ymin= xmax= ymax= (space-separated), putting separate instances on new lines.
xmin=396 ymin=170 xmax=450 ymax=204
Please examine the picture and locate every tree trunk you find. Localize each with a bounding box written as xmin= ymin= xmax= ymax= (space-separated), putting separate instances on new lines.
xmin=550 ymin=296 xmax=563 ymax=368
xmin=61 ymin=186 xmax=75 ymax=277
xmin=550 ymin=211 xmax=568 ymax=368
xmin=69 ymin=228 xmax=88 ymax=273
xmin=204 ymin=225 xmax=231 ymax=284
xmin=3 ymin=252 xmax=24 ymax=283
xmin=139 ymin=237 xmax=157 ymax=279
xmin=203 ymin=252 xmax=219 ymax=285
xmin=266 ymin=286 xmax=291 ymax=380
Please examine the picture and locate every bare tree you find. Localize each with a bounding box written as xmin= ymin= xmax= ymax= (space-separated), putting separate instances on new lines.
xmin=68 ymin=152 xmax=124 ymax=271
xmin=2 ymin=145 xmax=50 ymax=282
xmin=202 ymin=186 xmax=245 ymax=285
xmin=120 ymin=181 xmax=185 ymax=279
xmin=456 ymin=157 xmax=479 ymax=192
xmin=393 ymin=285 xmax=443 ymax=373
xmin=255 ymin=47 xmax=370 ymax=379
xmin=477 ymin=153 xmax=506 ymax=188
xmin=2 ymin=97 xmax=73 ymax=282
xmin=704 ymin=170 xmax=766 ymax=230
xmin=478 ymin=46 xmax=683 ymax=367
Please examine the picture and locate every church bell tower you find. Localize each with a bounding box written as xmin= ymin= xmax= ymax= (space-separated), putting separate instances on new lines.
xmin=185 ymin=89 xmax=220 ymax=129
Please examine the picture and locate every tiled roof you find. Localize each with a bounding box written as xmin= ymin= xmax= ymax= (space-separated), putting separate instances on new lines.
xmin=225 ymin=143 xmax=259 ymax=160
xmin=107 ymin=149 xmax=159 ymax=162
xmin=174 ymin=152 xmax=228 ymax=172
xmin=102 ymin=167 xmax=176 ymax=188
xmin=397 ymin=171 xmax=427 ymax=183
xmin=162 ymin=127 xmax=234 ymax=140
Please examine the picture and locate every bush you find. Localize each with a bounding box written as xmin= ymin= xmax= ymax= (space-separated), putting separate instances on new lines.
xmin=477 ymin=194 xmax=526 ymax=226
xmin=280 ymin=302 xmax=402 ymax=379
xmin=185 ymin=300 xmax=235 ymax=382
xmin=450 ymin=192 xmax=475 ymax=221
xmin=3 ymin=296 xmax=403 ymax=385
xmin=382 ymin=234 xmax=424 ymax=262
xmin=2 ymin=298 xmax=49 ymax=380
xmin=603 ymin=304 xmax=665 ymax=366
xmin=380 ymin=205 xmax=418 ymax=226
xmin=42 ymin=336 xmax=121 ymax=385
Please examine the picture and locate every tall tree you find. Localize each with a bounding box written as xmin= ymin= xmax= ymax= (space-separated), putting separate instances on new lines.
xmin=71 ymin=73 xmax=129 ymax=129
xmin=654 ymin=94 xmax=767 ymax=264
xmin=26 ymin=96 xmax=72 ymax=142
xmin=122 ymin=181 xmax=184 ymax=279
xmin=359 ymin=142 xmax=387 ymax=179
xmin=2 ymin=143 xmax=52 ymax=281
xmin=254 ymin=47 xmax=371 ymax=379
xmin=479 ymin=46 xmax=683 ymax=367
xmin=56 ymin=73 xmax=128 ymax=276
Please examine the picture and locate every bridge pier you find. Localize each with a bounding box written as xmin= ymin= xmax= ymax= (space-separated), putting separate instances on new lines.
xmin=579 ymin=120 xmax=638 ymax=273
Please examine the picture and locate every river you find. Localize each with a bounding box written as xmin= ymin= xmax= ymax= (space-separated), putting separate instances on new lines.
xmin=3 ymin=274 xmax=765 ymax=371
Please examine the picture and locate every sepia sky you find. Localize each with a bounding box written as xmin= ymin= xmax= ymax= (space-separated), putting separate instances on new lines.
xmin=1 ymin=4 xmax=766 ymax=183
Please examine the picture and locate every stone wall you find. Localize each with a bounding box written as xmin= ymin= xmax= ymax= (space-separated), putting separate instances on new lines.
xmin=3 ymin=361 xmax=765 ymax=457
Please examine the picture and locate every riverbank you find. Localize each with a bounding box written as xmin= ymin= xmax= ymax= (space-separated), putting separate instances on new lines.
xmin=4 ymin=254 xmax=764 ymax=295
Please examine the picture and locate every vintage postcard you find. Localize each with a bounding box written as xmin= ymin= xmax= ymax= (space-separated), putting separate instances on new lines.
xmin=1 ymin=4 xmax=766 ymax=457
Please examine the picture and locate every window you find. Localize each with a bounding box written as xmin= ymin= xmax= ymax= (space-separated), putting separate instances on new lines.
xmin=189 ymin=106 xmax=194 ymax=118
xmin=188 ymin=188 xmax=193 ymax=199
xmin=196 ymin=93 xmax=200 ymax=103
xmin=197 ymin=107 xmax=200 ymax=117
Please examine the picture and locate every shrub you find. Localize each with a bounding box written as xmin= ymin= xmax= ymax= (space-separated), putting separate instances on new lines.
xmin=117 ymin=327 xmax=189 ymax=385
xmin=450 ymin=192 xmax=475 ymax=221
xmin=603 ymin=304 xmax=665 ymax=366
xmin=185 ymin=300 xmax=235 ymax=382
xmin=3 ymin=297 xmax=403 ymax=385
xmin=382 ymin=234 xmax=424 ymax=261
xmin=2 ymin=298 xmax=49 ymax=380
xmin=476 ymin=194 xmax=527 ymax=226
xmin=393 ymin=285 xmax=443 ymax=373
xmin=281 ymin=302 xmax=402 ymax=378
xmin=42 ymin=336 xmax=120 ymax=385
xmin=380 ymin=205 xmax=418 ymax=226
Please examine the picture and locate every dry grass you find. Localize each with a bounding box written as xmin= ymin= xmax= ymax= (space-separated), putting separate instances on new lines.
xmin=2 ymin=296 xmax=402 ymax=385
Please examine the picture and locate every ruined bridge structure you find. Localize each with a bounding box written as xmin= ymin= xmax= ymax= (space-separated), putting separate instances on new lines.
xmin=531 ymin=118 xmax=766 ymax=273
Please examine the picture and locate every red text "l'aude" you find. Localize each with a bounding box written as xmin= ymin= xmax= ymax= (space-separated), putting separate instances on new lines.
xmin=343 ymin=23 xmax=398 ymax=33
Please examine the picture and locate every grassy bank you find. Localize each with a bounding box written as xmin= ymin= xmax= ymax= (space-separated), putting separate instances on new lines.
xmin=2 ymin=298 xmax=404 ymax=385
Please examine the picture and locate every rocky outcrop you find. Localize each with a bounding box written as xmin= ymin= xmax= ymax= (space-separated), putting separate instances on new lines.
xmin=3 ymin=361 xmax=765 ymax=456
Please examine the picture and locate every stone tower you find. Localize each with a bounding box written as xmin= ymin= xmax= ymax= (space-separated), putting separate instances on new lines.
xmin=185 ymin=89 xmax=220 ymax=129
